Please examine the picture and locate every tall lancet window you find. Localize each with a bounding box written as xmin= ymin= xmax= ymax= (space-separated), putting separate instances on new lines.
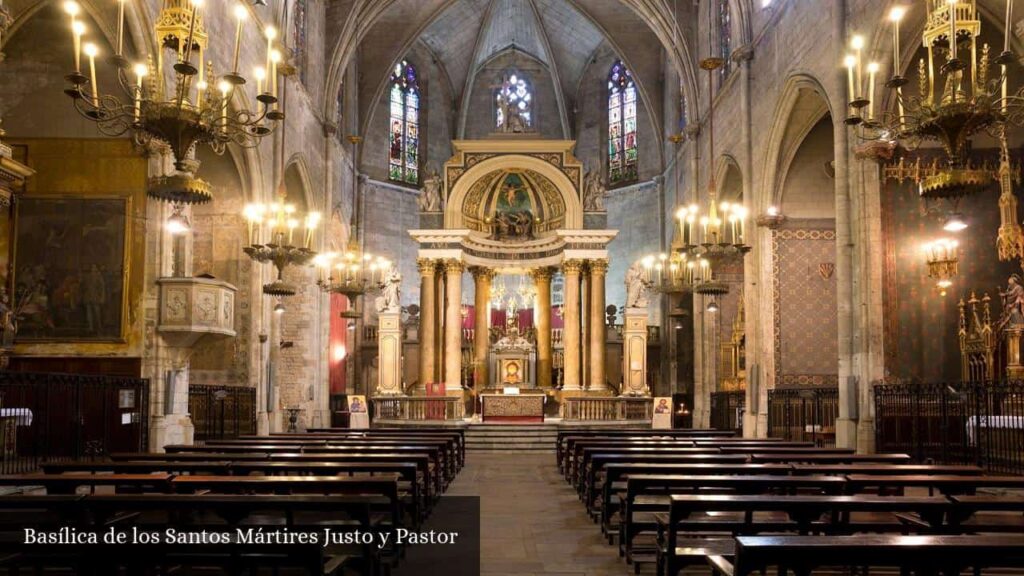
xmin=389 ymin=60 xmax=420 ymax=185
xmin=608 ymin=60 xmax=638 ymax=185
xmin=495 ymin=71 xmax=533 ymax=131
xmin=718 ymin=0 xmax=732 ymax=82
xmin=292 ymin=0 xmax=308 ymax=84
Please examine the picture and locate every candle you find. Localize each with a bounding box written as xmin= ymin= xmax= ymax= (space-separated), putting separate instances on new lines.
xmin=232 ymin=4 xmax=248 ymax=74
xmin=133 ymin=62 xmax=147 ymax=122
xmin=851 ymin=35 xmax=864 ymax=98
xmin=1006 ymin=0 xmax=1014 ymax=53
xmin=84 ymin=43 xmax=99 ymax=103
xmin=218 ymin=80 xmax=231 ymax=131
xmin=1003 ymin=64 xmax=1009 ymax=114
xmin=949 ymin=0 xmax=957 ymax=61
xmin=867 ymin=62 xmax=879 ymax=120
xmin=254 ymin=67 xmax=266 ymax=99
xmin=72 ymin=20 xmax=85 ymax=74
xmin=265 ymin=26 xmax=277 ymax=86
xmin=270 ymin=49 xmax=281 ymax=100
xmin=687 ymin=214 xmax=695 ymax=246
xmin=700 ymin=216 xmax=709 ymax=244
xmin=890 ymin=6 xmax=905 ymax=76
xmin=116 ymin=0 xmax=125 ymax=55
xmin=844 ymin=55 xmax=856 ymax=106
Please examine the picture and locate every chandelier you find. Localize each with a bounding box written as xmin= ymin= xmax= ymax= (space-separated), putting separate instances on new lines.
xmin=316 ymin=136 xmax=391 ymax=303
xmin=61 ymin=0 xmax=283 ymax=205
xmin=844 ymin=0 xmax=1021 ymax=202
xmin=243 ymin=199 xmax=320 ymax=296
xmin=923 ymin=237 xmax=960 ymax=295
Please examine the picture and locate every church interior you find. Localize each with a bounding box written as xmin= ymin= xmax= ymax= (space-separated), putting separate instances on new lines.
xmin=0 ymin=0 xmax=1024 ymax=574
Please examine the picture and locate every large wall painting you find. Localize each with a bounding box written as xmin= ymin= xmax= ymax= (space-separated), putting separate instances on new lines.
xmin=13 ymin=196 xmax=129 ymax=342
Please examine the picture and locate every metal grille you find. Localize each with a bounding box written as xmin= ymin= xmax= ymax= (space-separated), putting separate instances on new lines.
xmin=188 ymin=384 xmax=256 ymax=441
xmin=874 ymin=381 xmax=1024 ymax=474
xmin=710 ymin=390 xmax=745 ymax=433
xmin=767 ymin=388 xmax=839 ymax=447
xmin=0 ymin=371 xmax=149 ymax=474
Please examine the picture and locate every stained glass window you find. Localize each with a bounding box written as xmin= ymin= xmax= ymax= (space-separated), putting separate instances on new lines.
xmin=389 ymin=60 xmax=420 ymax=185
xmin=608 ymin=60 xmax=638 ymax=185
xmin=495 ymin=71 xmax=533 ymax=129
xmin=292 ymin=0 xmax=308 ymax=84
xmin=679 ymin=93 xmax=688 ymax=132
xmin=718 ymin=0 xmax=732 ymax=82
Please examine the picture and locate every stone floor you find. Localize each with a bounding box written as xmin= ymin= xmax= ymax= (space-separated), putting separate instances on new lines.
xmin=446 ymin=451 xmax=645 ymax=576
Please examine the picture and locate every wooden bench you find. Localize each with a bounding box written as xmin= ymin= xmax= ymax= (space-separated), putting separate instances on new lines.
xmin=707 ymin=534 xmax=1024 ymax=576
xmin=750 ymin=453 xmax=912 ymax=464
xmin=844 ymin=473 xmax=1024 ymax=496
xmin=41 ymin=460 xmax=233 ymax=475
xmin=556 ymin=429 xmax=733 ymax=470
xmin=0 ymin=473 xmax=173 ymax=494
xmin=790 ymin=463 xmax=984 ymax=476
xmin=581 ymin=454 xmax=750 ymax=510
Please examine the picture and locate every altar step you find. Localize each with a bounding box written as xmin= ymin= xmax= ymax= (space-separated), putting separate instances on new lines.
xmin=465 ymin=424 xmax=557 ymax=453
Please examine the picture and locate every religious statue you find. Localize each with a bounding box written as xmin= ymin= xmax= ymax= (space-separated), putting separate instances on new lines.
xmin=418 ymin=168 xmax=443 ymax=212
xmin=998 ymin=274 xmax=1024 ymax=332
xmin=625 ymin=262 xmax=650 ymax=309
xmin=0 ymin=286 xmax=14 ymax=349
xmin=583 ymin=169 xmax=606 ymax=212
xmin=496 ymin=79 xmax=527 ymax=134
xmin=375 ymin=269 xmax=402 ymax=314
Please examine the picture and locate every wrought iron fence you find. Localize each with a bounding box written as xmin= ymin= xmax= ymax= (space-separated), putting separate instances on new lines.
xmin=767 ymin=388 xmax=839 ymax=447
xmin=0 ymin=371 xmax=149 ymax=474
xmin=189 ymin=384 xmax=256 ymax=442
xmin=874 ymin=381 xmax=1024 ymax=474
xmin=710 ymin=390 xmax=745 ymax=433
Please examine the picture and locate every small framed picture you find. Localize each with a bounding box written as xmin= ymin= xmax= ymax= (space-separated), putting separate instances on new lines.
xmin=118 ymin=389 xmax=136 ymax=409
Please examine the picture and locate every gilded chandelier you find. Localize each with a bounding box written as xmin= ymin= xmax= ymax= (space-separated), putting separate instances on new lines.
xmin=243 ymin=200 xmax=320 ymax=296
xmin=923 ymin=237 xmax=960 ymax=295
xmin=845 ymin=0 xmax=1021 ymax=200
xmin=62 ymin=0 xmax=283 ymax=205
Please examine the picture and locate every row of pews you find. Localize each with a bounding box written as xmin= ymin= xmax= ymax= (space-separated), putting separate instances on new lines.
xmin=557 ymin=428 xmax=1024 ymax=576
xmin=0 ymin=427 xmax=463 ymax=575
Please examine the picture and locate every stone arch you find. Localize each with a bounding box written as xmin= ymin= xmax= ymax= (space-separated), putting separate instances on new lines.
xmin=284 ymin=154 xmax=318 ymax=214
xmin=715 ymin=154 xmax=744 ymax=203
xmin=445 ymin=153 xmax=583 ymax=230
xmin=760 ymin=73 xmax=834 ymax=211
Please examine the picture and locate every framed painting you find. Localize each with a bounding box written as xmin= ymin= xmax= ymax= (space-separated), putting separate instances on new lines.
xmin=13 ymin=196 xmax=130 ymax=342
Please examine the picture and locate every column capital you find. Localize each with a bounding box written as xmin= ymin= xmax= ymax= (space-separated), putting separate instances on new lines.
xmin=588 ymin=259 xmax=610 ymax=276
xmin=562 ymin=259 xmax=585 ymax=275
xmin=530 ymin=266 xmax=556 ymax=282
xmin=443 ymin=259 xmax=465 ymax=275
xmin=469 ymin=266 xmax=495 ymax=281
xmin=417 ymin=258 xmax=437 ymax=276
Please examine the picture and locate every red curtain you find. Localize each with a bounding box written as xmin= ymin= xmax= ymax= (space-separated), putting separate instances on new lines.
xmin=329 ymin=294 xmax=348 ymax=395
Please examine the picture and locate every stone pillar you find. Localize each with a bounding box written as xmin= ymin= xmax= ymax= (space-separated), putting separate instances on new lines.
xmin=435 ymin=271 xmax=445 ymax=386
xmin=532 ymin=267 xmax=554 ymax=388
xmin=417 ymin=258 xmax=437 ymax=392
xmin=622 ymin=307 xmax=650 ymax=396
xmin=443 ymin=259 xmax=464 ymax=392
xmin=377 ymin=311 xmax=403 ymax=395
xmin=582 ymin=265 xmax=591 ymax=388
xmin=589 ymin=259 xmax=608 ymax=391
xmin=471 ymin=267 xmax=493 ymax=389
xmin=562 ymin=259 xmax=583 ymax=391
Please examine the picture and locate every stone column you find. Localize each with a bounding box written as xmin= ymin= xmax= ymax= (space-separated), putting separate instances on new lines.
xmin=443 ymin=259 xmax=465 ymax=392
xmin=435 ymin=271 xmax=445 ymax=387
xmin=532 ymin=267 xmax=554 ymax=388
xmin=471 ymin=267 xmax=493 ymax=389
xmin=589 ymin=259 xmax=608 ymax=391
xmin=562 ymin=260 xmax=583 ymax=390
xmin=582 ymin=265 xmax=591 ymax=388
xmin=417 ymin=258 xmax=437 ymax=393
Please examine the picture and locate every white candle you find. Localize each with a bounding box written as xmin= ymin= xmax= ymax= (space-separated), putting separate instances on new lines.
xmin=867 ymin=62 xmax=879 ymax=120
xmin=72 ymin=20 xmax=85 ymax=74
xmin=844 ymin=55 xmax=856 ymax=108
xmin=232 ymin=4 xmax=247 ymax=73
xmin=116 ymin=0 xmax=125 ymax=55
xmin=1006 ymin=0 xmax=1014 ymax=53
xmin=133 ymin=62 xmax=147 ymax=122
xmin=254 ymin=67 xmax=266 ymax=99
xmin=890 ymin=6 xmax=905 ymax=77
xmin=264 ymin=26 xmax=277 ymax=85
xmin=949 ymin=0 xmax=957 ymax=61
xmin=852 ymin=35 xmax=864 ymax=98
xmin=218 ymin=80 xmax=231 ymax=132
xmin=84 ymin=43 xmax=99 ymax=103
xmin=270 ymin=49 xmax=281 ymax=100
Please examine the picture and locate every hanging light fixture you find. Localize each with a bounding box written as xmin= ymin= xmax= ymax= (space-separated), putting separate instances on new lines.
xmin=844 ymin=1 xmax=1023 ymax=202
xmin=923 ymin=237 xmax=960 ymax=295
xmin=165 ymin=204 xmax=191 ymax=235
xmin=316 ymin=136 xmax=393 ymax=303
xmin=62 ymin=0 xmax=283 ymax=205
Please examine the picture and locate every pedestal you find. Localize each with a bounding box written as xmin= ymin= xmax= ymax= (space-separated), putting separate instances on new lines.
xmin=377 ymin=311 xmax=403 ymax=395
xmin=622 ymin=308 xmax=649 ymax=396
xmin=1007 ymin=329 xmax=1024 ymax=380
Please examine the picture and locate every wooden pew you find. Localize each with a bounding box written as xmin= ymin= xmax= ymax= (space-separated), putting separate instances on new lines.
xmin=262 ymin=431 xmax=465 ymax=469
xmin=750 ymin=453 xmax=912 ymax=464
xmin=790 ymin=463 xmax=984 ymax=476
xmin=581 ymin=454 xmax=750 ymax=510
xmin=41 ymin=460 xmax=233 ymax=475
xmin=0 ymin=473 xmax=173 ymax=495
xmin=555 ymin=429 xmax=733 ymax=470
xmin=707 ymin=535 xmax=1024 ymax=576
xmin=844 ymin=474 xmax=1024 ymax=496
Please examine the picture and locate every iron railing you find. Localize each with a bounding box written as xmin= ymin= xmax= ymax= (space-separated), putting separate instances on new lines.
xmin=710 ymin=390 xmax=745 ymax=433
xmin=0 ymin=371 xmax=149 ymax=474
xmin=188 ymin=384 xmax=256 ymax=442
xmin=767 ymin=387 xmax=839 ymax=447
xmin=874 ymin=381 xmax=1024 ymax=474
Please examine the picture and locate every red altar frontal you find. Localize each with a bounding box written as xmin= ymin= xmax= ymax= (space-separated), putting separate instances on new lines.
xmin=480 ymin=393 xmax=546 ymax=423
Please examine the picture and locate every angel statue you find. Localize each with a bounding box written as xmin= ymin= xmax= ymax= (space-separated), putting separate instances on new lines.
xmin=376 ymin=269 xmax=402 ymax=314
xmin=583 ymin=169 xmax=606 ymax=212
xmin=625 ymin=262 xmax=650 ymax=309
xmin=998 ymin=274 xmax=1024 ymax=332
xmin=418 ymin=168 xmax=443 ymax=212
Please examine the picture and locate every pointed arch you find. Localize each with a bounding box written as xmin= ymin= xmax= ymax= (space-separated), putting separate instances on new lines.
xmin=607 ymin=59 xmax=638 ymax=185
xmin=387 ymin=59 xmax=421 ymax=185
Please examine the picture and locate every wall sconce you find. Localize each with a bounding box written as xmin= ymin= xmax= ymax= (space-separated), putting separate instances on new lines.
xmin=923 ymin=238 xmax=959 ymax=296
xmin=756 ymin=206 xmax=786 ymax=229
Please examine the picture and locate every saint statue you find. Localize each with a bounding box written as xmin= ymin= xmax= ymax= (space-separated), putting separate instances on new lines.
xmin=418 ymin=168 xmax=442 ymax=212
xmin=583 ymin=169 xmax=606 ymax=212
xmin=376 ymin=269 xmax=402 ymax=314
xmin=625 ymin=262 xmax=650 ymax=309
xmin=998 ymin=274 xmax=1024 ymax=331
xmin=0 ymin=286 xmax=14 ymax=348
xmin=496 ymin=76 xmax=527 ymax=134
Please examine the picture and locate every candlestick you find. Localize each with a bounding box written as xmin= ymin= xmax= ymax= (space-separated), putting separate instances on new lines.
xmin=84 ymin=43 xmax=99 ymax=103
xmin=687 ymin=214 xmax=695 ymax=246
xmin=949 ymin=0 xmax=957 ymax=62
xmin=270 ymin=49 xmax=281 ymax=101
xmin=265 ymin=26 xmax=277 ymax=84
xmin=116 ymin=0 xmax=125 ymax=55
xmin=890 ymin=6 xmax=905 ymax=77
xmin=232 ymin=4 xmax=247 ymax=74
xmin=72 ymin=20 xmax=85 ymax=74
xmin=844 ymin=54 xmax=856 ymax=105
xmin=133 ymin=62 xmax=147 ymax=122
xmin=1006 ymin=0 xmax=1014 ymax=53
xmin=218 ymin=80 xmax=231 ymax=132
xmin=254 ymin=67 xmax=266 ymax=99
xmin=851 ymin=35 xmax=864 ymax=98
xmin=867 ymin=62 xmax=878 ymax=120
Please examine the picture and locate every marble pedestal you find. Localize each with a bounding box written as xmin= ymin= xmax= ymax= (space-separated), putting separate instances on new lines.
xmin=622 ymin=307 xmax=650 ymax=396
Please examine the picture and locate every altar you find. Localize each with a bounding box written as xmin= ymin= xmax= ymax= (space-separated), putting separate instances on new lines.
xmin=480 ymin=392 xmax=546 ymax=423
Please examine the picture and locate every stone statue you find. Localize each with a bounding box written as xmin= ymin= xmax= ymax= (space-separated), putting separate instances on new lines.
xmin=583 ymin=169 xmax=606 ymax=212
xmin=998 ymin=274 xmax=1024 ymax=331
xmin=496 ymin=79 xmax=527 ymax=134
xmin=418 ymin=168 xmax=443 ymax=212
xmin=376 ymin=269 xmax=402 ymax=314
xmin=625 ymin=262 xmax=650 ymax=309
xmin=0 ymin=286 xmax=14 ymax=348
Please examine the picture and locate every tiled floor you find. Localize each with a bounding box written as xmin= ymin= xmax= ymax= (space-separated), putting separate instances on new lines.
xmin=447 ymin=451 xmax=637 ymax=576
